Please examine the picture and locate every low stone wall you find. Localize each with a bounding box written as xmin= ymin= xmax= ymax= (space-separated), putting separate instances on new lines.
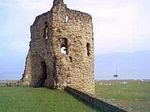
xmin=0 ymin=80 xmax=20 ymax=87
xmin=65 ymin=87 xmax=133 ymax=112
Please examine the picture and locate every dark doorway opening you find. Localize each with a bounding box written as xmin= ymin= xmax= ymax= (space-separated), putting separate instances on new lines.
xmin=35 ymin=61 xmax=47 ymax=87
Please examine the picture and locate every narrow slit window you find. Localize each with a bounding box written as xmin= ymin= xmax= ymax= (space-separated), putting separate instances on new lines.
xmin=69 ymin=56 xmax=72 ymax=62
xmin=45 ymin=27 xmax=48 ymax=39
xmin=86 ymin=43 xmax=90 ymax=56
xmin=44 ymin=22 xmax=48 ymax=39
xmin=65 ymin=16 xmax=69 ymax=22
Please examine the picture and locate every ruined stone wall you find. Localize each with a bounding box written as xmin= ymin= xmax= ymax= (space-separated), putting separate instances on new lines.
xmin=22 ymin=11 xmax=56 ymax=88
xmin=51 ymin=2 xmax=95 ymax=94
xmin=66 ymin=87 xmax=132 ymax=112
xmin=22 ymin=0 xmax=95 ymax=95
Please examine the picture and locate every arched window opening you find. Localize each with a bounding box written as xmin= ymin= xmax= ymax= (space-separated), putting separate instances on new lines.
xmin=86 ymin=43 xmax=90 ymax=56
xmin=60 ymin=38 xmax=68 ymax=55
xmin=44 ymin=22 xmax=48 ymax=39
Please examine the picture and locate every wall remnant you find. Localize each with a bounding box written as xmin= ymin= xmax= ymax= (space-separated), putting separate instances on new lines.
xmin=65 ymin=87 xmax=133 ymax=112
xmin=22 ymin=0 xmax=95 ymax=95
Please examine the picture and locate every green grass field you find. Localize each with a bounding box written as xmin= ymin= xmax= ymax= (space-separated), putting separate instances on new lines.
xmin=0 ymin=87 xmax=99 ymax=112
xmin=96 ymin=80 xmax=150 ymax=112
xmin=1 ymin=81 xmax=149 ymax=112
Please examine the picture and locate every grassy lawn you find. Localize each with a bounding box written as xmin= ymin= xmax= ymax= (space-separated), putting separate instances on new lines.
xmin=96 ymin=80 xmax=150 ymax=112
xmin=0 ymin=87 xmax=99 ymax=112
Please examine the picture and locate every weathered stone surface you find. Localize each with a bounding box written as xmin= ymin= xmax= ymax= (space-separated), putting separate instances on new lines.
xmin=22 ymin=0 xmax=95 ymax=95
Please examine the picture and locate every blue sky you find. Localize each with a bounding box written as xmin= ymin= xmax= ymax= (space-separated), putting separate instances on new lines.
xmin=0 ymin=0 xmax=150 ymax=80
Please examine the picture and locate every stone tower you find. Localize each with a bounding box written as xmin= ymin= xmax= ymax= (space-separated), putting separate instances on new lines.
xmin=22 ymin=0 xmax=95 ymax=95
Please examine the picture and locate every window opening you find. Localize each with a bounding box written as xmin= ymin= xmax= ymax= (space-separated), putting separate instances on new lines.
xmin=60 ymin=38 xmax=68 ymax=54
xmin=61 ymin=46 xmax=67 ymax=54
xmin=65 ymin=16 xmax=69 ymax=22
xmin=69 ymin=56 xmax=72 ymax=62
xmin=44 ymin=22 xmax=48 ymax=39
xmin=45 ymin=27 xmax=48 ymax=39
xmin=86 ymin=43 xmax=90 ymax=56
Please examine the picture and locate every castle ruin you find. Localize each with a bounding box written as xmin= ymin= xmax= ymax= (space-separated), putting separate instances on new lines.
xmin=22 ymin=0 xmax=95 ymax=95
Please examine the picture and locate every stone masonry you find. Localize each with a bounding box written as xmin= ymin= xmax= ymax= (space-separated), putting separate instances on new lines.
xmin=22 ymin=0 xmax=95 ymax=95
